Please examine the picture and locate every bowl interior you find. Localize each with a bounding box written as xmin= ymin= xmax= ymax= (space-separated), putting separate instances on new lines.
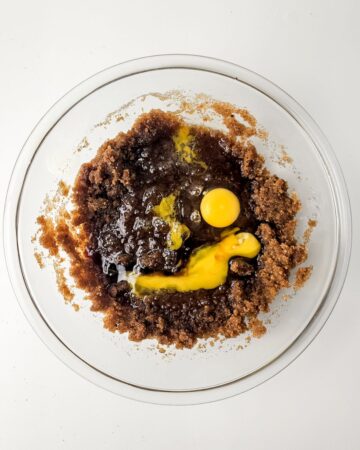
xmin=17 ymin=67 xmax=337 ymax=392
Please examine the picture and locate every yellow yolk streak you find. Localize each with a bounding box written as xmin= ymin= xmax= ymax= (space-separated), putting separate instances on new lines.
xmin=153 ymin=193 xmax=190 ymax=251
xmin=135 ymin=232 xmax=260 ymax=293
xmin=172 ymin=126 xmax=208 ymax=169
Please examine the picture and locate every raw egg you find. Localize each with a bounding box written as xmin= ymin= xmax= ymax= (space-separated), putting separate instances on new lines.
xmin=200 ymin=188 xmax=240 ymax=228
xmin=135 ymin=231 xmax=260 ymax=293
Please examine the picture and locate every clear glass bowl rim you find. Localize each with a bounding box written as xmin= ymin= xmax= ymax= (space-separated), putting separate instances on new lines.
xmin=3 ymin=54 xmax=352 ymax=405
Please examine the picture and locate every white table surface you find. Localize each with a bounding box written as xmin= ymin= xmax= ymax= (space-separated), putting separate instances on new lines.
xmin=1 ymin=0 xmax=359 ymax=448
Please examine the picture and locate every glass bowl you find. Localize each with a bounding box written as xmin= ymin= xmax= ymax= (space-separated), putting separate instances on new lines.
xmin=4 ymin=55 xmax=351 ymax=405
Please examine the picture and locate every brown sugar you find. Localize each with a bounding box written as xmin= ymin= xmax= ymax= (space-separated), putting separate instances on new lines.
xmin=303 ymin=219 xmax=317 ymax=245
xmin=295 ymin=266 xmax=313 ymax=291
xmin=249 ymin=318 xmax=267 ymax=338
xmin=37 ymin=216 xmax=59 ymax=257
xmin=36 ymin=110 xmax=311 ymax=348
xmin=34 ymin=251 xmax=45 ymax=269
xmin=58 ymin=180 xmax=70 ymax=197
xmin=53 ymin=260 xmax=74 ymax=302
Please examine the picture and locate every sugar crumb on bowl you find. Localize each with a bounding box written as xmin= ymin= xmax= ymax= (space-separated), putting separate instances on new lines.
xmin=303 ymin=219 xmax=317 ymax=245
xmin=53 ymin=261 xmax=74 ymax=302
xmin=58 ymin=180 xmax=70 ymax=197
xmin=249 ymin=318 xmax=266 ymax=338
xmin=294 ymin=266 xmax=313 ymax=291
xmin=34 ymin=251 xmax=45 ymax=269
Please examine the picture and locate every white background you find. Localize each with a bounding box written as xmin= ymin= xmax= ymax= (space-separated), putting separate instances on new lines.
xmin=0 ymin=0 xmax=359 ymax=449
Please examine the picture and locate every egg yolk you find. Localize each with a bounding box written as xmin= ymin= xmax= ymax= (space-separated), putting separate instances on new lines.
xmin=172 ymin=126 xmax=208 ymax=169
xmin=135 ymin=231 xmax=260 ymax=293
xmin=200 ymin=188 xmax=240 ymax=228
xmin=153 ymin=193 xmax=190 ymax=250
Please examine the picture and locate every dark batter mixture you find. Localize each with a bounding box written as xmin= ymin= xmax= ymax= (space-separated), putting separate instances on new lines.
xmin=38 ymin=109 xmax=308 ymax=348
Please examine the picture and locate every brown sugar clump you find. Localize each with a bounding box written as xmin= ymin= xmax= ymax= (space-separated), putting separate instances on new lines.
xmin=37 ymin=216 xmax=59 ymax=257
xmin=251 ymin=175 xmax=301 ymax=226
xmin=295 ymin=266 xmax=313 ymax=290
xmin=249 ymin=318 xmax=267 ymax=338
xmin=230 ymin=258 xmax=254 ymax=276
xmin=34 ymin=251 xmax=45 ymax=269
